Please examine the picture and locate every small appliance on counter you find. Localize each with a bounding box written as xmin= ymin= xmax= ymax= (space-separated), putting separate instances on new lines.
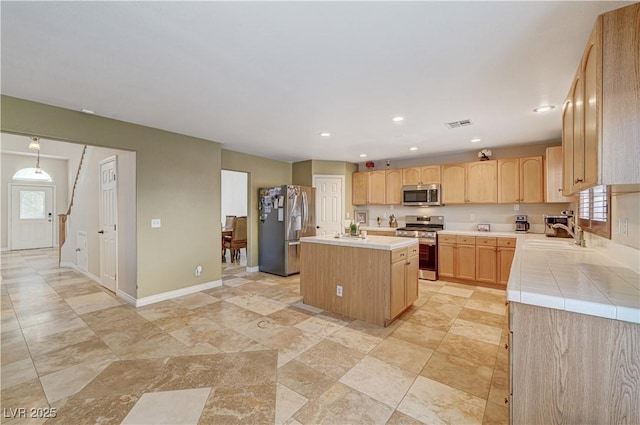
xmin=514 ymin=215 xmax=530 ymax=233
xmin=544 ymin=210 xmax=574 ymax=238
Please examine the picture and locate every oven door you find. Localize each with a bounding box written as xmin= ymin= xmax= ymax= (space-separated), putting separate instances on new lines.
xmin=418 ymin=239 xmax=438 ymax=280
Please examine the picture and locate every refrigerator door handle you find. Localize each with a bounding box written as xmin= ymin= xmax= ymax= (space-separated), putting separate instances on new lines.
xmin=302 ymin=191 xmax=308 ymax=233
xmin=288 ymin=241 xmax=301 ymax=246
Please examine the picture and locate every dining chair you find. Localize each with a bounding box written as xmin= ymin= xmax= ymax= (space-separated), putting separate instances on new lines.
xmin=224 ymin=215 xmax=236 ymax=229
xmin=224 ymin=216 xmax=247 ymax=261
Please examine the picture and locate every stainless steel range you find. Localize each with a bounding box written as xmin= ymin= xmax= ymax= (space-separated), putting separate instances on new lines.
xmin=395 ymin=215 xmax=444 ymax=281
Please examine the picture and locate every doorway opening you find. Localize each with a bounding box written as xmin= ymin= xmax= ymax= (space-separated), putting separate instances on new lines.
xmin=221 ymin=170 xmax=249 ymax=266
xmin=9 ymin=184 xmax=56 ymax=250
xmin=313 ymin=175 xmax=344 ymax=236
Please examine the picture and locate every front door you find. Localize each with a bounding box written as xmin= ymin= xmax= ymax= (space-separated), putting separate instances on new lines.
xmin=10 ymin=185 xmax=55 ymax=250
xmin=313 ymin=176 xmax=343 ymax=235
xmin=99 ymin=157 xmax=118 ymax=292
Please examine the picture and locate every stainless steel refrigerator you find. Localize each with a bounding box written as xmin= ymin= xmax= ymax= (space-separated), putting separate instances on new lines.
xmin=258 ymin=185 xmax=316 ymax=276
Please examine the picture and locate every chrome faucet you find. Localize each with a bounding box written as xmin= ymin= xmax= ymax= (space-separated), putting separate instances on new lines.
xmin=551 ymin=222 xmax=585 ymax=247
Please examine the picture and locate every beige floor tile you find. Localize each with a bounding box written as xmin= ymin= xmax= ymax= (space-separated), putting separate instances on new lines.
xmin=391 ymin=320 xmax=447 ymax=350
xmin=121 ymin=387 xmax=211 ymax=425
xmin=457 ymin=307 xmax=506 ymax=328
xmin=407 ymin=303 xmax=462 ymax=332
xmin=326 ymin=325 xmax=383 ymax=354
xmin=465 ymin=298 xmax=507 ymax=316
xmin=171 ymin=292 xmax=220 ymax=309
xmin=194 ymin=301 xmax=263 ymax=328
xmin=15 ymin=305 xmax=78 ymax=329
xmin=81 ymin=305 xmax=148 ymax=334
xmin=429 ymin=292 xmax=471 ymax=306
xmin=234 ymin=317 xmax=285 ymax=344
xmin=439 ymin=285 xmax=475 ymax=298
xmin=449 ymin=318 xmax=502 ymax=345
xmin=136 ymin=300 xmax=194 ymax=321
xmin=483 ymin=401 xmax=509 ymax=425
xmin=277 ymin=360 xmax=336 ymax=401
xmin=370 ymin=336 xmax=433 ymax=373
xmin=347 ymin=319 xmax=401 ymax=339
xmin=267 ymin=307 xmax=314 ymax=327
xmin=64 ymin=292 xmax=122 ymax=315
xmin=264 ymin=327 xmax=323 ymax=359
xmin=245 ymin=298 xmax=288 ymax=315
xmin=398 ymin=376 xmax=486 ymax=425
xmin=339 ymin=355 xmax=416 ymax=408
xmin=168 ymin=318 xmax=226 ymax=347
xmin=1 ymin=330 xmax=31 ymax=365
xmin=39 ymin=355 xmax=115 ymax=403
xmin=436 ymin=333 xmax=499 ymax=368
xmin=295 ymin=382 xmax=394 ymax=425
xmin=487 ymin=368 xmax=510 ymax=406
xmin=294 ymin=315 xmax=347 ymax=338
xmin=45 ymin=394 xmax=140 ymax=425
xmin=23 ymin=323 xmax=96 ymax=358
xmin=199 ymin=382 xmax=276 ymax=424
xmin=275 ymin=383 xmax=308 ymax=425
xmin=295 ymin=340 xmax=364 ymax=380
xmin=386 ymin=410 xmax=426 ymax=425
xmin=225 ymin=293 xmax=267 ymax=309
xmin=200 ymin=327 xmax=263 ymax=353
xmin=420 ymin=351 xmax=493 ymax=399
xmin=32 ymin=337 xmax=117 ymax=376
xmin=1 ymin=358 xmax=38 ymax=390
xmin=1 ymin=309 xmax=20 ymax=333
xmin=0 ymin=379 xmax=49 ymax=413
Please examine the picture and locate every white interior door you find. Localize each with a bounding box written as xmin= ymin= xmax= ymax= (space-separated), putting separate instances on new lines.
xmin=76 ymin=231 xmax=88 ymax=272
xmin=99 ymin=157 xmax=118 ymax=292
xmin=10 ymin=185 xmax=55 ymax=250
xmin=314 ymin=176 xmax=343 ymax=235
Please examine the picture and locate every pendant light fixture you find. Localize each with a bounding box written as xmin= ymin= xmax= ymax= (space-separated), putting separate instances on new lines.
xmin=28 ymin=136 xmax=41 ymax=150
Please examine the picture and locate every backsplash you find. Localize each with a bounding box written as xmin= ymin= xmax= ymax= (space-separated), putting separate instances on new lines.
xmin=360 ymin=203 xmax=570 ymax=234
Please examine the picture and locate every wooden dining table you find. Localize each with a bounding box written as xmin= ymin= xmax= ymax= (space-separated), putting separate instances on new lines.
xmin=221 ymin=226 xmax=233 ymax=261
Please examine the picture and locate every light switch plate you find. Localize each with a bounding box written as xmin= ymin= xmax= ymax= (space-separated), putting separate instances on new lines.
xmin=151 ymin=219 xmax=161 ymax=228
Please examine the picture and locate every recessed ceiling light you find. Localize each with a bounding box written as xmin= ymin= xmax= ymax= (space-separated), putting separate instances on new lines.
xmin=359 ymin=154 xmax=367 ymax=158
xmin=319 ymin=132 xmax=331 ymax=137
xmin=392 ymin=116 xmax=404 ymax=123
xmin=81 ymin=108 xmax=94 ymax=114
xmin=533 ymin=105 xmax=555 ymax=113
xmin=409 ymin=147 xmax=418 ymax=151
xmin=470 ymin=138 xmax=482 ymax=143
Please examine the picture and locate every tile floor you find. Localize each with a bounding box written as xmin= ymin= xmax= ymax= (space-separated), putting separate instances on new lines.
xmin=1 ymin=248 xmax=510 ymax=424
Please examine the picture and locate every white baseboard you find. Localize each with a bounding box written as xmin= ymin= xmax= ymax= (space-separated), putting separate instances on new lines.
xmin=246 ymin=266 xmax=259 ymax=273
xmin=60 ymin=261 xmax=100 ymax=283
xmin=131 ymin=279 xmax=223 ymax=307
xmin=116 ymin=289 xmax=137 ymax=306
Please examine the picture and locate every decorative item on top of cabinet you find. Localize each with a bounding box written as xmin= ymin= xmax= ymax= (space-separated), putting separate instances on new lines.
xmin=562 ymin=3 xmax=640 ymax=194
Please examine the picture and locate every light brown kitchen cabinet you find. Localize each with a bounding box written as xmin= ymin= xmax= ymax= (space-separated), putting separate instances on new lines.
xmin=545 ymin=146 xmax=577 ymax=203
xmin=385 ymin=169 xmax=402 ymax=205
xmin=442 ymin=163 xmax=466 ymax=204
xmin=562 ymin=3 xmax=640 ymax=193
xmin=476 ymin=237 xmax=497 ymax=284
xmin=510 ymin=303 xmax=640 ymax=424
xmin=497 ymin=238 xmax=516 ymax=286
xmin=389 ymin=247 xmax=419 ymax=322
xmin=498 ymin=159 xmax=520 ymax=204
xmin=438 ymin=235 xmax=476 ymax=280
xmin=352 ymin=172 xmax=369 ymax=205
xmin=519 ymin=156 xmax=544 ymax=203
xmin=466 ymin=160 xmax=498 ymax=204
xmin=368 ymin=171 xmax=386 ymax=205
xmin=402 ymin=165 xmax=441 ymax=186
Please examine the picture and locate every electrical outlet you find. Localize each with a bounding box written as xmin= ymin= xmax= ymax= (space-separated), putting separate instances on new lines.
xmin=194 ymin=265 xmax=202 ymax=277
xmin=151 ymin=218 xmax=161 ymax=228
xmin=336 ymin=285 xmax=343 ymax=297
xmin=346 ymin=212 xmax=350 ymax=219
xmin=513 ymin=204 xmax=520 ymax=211
xmin=470 ymin=214 xmax=476 ymax=220
xmin=623 ymin=219 xmax=629 ymax=236
xmin=617 ymin=218 xmax=622 ymax=234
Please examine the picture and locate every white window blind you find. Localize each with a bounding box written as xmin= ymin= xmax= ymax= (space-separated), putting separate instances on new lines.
xmin=578 ymin=185 xmax=610 ymax=238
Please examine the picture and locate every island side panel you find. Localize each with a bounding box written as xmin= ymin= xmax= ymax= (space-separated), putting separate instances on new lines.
xmin=300 ymin=242 xmax=390 ymax=326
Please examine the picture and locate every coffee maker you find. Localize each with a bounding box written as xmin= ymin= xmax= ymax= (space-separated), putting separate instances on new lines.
xmin=515 ymin=215 xmax=530 ymax=233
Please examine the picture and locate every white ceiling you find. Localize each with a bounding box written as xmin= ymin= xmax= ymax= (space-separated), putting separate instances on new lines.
xmin=1 ymin=1 xmax=632 ymax=163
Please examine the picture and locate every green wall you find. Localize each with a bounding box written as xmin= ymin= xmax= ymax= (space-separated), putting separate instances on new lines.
xmin=221 ymin=149 xmax=292 ymax=268
xmin=292 ymin=160 xmax=313 ymax=187
xmin=1 ymin=96 xmax=221 ymax=298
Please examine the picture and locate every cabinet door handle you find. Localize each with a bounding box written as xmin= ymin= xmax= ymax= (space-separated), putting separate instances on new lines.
xmin=574 ymin=178 xmax=583 ymax=183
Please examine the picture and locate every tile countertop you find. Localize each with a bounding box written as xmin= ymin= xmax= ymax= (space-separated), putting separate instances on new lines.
xmin=300 ymin=235 xmax=417 ymax=251
xmin=436 ymin=230 xmax=640 ymax=324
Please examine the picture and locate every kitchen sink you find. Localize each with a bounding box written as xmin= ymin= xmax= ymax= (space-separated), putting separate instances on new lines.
xmin=524 ymin=239 xmax=592 ymax=251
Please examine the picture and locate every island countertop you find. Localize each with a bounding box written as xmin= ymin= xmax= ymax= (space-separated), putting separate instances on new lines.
xmin=300 ymin=235 xmax=418 ymax=251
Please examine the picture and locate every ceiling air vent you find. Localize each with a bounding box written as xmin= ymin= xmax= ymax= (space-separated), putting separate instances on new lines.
xmin=445 ymin=119 xmax=473 ymax=129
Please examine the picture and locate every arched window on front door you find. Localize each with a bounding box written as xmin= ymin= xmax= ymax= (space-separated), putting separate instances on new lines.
xmin=12 ymin=167 xmax=53 ymax=182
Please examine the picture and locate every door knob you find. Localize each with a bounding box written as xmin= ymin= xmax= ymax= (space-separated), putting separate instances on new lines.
xmin=98 ymin=230 xmax=104 ymax=234
xmin=75 ymin=248 xmax=81 ymax=252
xmin=316 ymin=226 xmax=320 ymax=229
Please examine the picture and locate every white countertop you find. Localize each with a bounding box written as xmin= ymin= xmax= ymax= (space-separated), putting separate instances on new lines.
xmin=438 ymin=230 xmax=640 ymax=324
xmin=301 ymin=235 xmax=418 ymax=251
xmin=360 ymin=226 xmax=397 ymax=232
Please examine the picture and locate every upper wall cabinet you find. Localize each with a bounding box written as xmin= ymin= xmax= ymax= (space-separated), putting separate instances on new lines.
xmin=467 ymin=161 xmax=498 ymax=204
xmin=368 ymin=171 xmax=386 ymax=205
xmin=546 ymin=147 xmax=577 ymax=203
xmin=352 ymin=172 xmax=369 ymax=205
xmin=442 ymin=163 xmax=466 ymax=204
xmin=562 ymin=3 xmax=640 ymax=194
xmin=402 ymin=165 xmax=441 ymax=186
xmin=385 ymin=170 xmax=402 ymax=205
xmin=498 ymin=156 xmax=545 ymax=204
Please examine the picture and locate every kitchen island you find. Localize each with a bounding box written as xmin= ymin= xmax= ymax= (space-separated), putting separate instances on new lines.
xmin=300 ymin=235 xmax=419 ymax=326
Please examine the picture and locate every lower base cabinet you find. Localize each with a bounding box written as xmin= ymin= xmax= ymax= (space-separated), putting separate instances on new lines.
xmin=438 ymin=235 xmax=516 ymax=287
xmin=510 ymin=303 xmax=640 ymax=424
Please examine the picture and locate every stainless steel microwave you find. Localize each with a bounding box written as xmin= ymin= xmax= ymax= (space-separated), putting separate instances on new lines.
xmin=402 ymin=184 xmax=442 ymax=206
